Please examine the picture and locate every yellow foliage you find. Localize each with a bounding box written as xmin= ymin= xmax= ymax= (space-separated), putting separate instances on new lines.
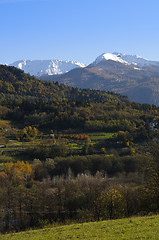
xmin=100 ymin=147 xmax=107 ymax=154
xmin=22 ymin=126 xmax=38 ymax=141
xmin=4 ymin=161 xmax=33 ymax=185
xmin=130 ymin=148 xmax=135 ymax=155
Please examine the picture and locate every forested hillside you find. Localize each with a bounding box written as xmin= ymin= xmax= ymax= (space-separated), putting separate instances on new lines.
xmin=0 ymin=65 xmax=125 ymax=102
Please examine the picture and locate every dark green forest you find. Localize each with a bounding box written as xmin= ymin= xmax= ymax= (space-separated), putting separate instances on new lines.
xmin=0 ymin=65 xmax=159 ymax=232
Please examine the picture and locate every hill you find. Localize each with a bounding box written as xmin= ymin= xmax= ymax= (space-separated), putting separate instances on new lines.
xmin=0 ymin=64 xmax=128 ymax=103
xmin=1 ymin=215 xmax=159 ymax=240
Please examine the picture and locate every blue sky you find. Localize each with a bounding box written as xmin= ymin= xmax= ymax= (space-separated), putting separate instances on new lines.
xmin=1 ymin=0 xmax=159 ymax=64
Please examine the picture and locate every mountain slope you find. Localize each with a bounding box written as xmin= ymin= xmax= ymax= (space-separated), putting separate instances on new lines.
xmin=112 ymin=52 xmax=159 ymax=66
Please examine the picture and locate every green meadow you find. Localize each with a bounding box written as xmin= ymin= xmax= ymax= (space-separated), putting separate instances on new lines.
xmin=1 ymin=215 xmax=159 ymax=240
xmin=89 ymin=132 xmax=115 ymax=141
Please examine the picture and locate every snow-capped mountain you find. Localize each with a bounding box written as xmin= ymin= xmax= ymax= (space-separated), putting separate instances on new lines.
xmin=40 ymin=52 xmax=159 ymax=105
xmin=9 ymin=59 xmax=86 ymax=77
xmin=93 ymin=52 xmax=159 ymax=67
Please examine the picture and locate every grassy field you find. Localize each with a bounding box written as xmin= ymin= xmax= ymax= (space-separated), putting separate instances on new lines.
xmin=1 ymin=215 xmax=159 ymax=240
xmin=88 ymin=132 xmax=115 ymax=141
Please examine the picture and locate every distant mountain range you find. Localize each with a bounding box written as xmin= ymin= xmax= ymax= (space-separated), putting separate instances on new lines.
xmin=9 ymin=59 xmax=86 ymax=76
xmin=8 ymin=53 xmax=159 ymax=105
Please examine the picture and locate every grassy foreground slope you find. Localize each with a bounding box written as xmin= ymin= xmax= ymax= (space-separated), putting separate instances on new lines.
xmin=1 ymin=215 xmax=159 ymax=240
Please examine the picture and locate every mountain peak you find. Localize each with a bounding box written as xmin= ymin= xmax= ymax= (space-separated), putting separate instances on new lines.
xmin=94 ymin=53 xmax=129 ymax=65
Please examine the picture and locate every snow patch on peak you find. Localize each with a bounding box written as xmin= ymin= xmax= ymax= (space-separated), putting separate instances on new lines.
xmin=17 ymin=60 xmax=27 ymax=70
xmin=94 ymin=53 xmax=129 ymax=65
xmin=112 ymin=52 xmax=158 ymax=66
xmin=134 ymin=67 xmax=141 ymax=70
